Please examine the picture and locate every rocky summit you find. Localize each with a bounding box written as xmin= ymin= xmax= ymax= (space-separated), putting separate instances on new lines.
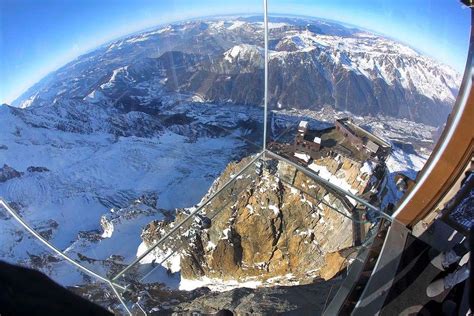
xmin=0 ymin=14 xmax=444 ymax=315
xmin=139 ymin=151 xmax=384 ymax=289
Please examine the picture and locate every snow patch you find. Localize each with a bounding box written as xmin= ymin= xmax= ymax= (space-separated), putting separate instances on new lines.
xmin=294 ymin=152 xmax=311 ymax=163
xmin=308 ymin=162 xmax=358 ymax=205
xmin=268 ymin=204 xmax=280 ymax=216
xmin=227 ymin=21 xmax=246 ymax=30
xmin=179 ymin=276 xmax=262 ymax=291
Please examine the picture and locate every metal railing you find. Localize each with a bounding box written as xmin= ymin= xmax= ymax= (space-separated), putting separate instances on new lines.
xmin=0 ymin=199 xmax=127 ymax=291
xmin=0 ymin=146 xmax=391 ymax=314
xmin=0 ymin=198 xmax=133 ymax=315
xmin=111 ymin=151 xmax=265 ymax=281
xmin=265 ymin=150 xmax=392 ymax=221
xmin=0 ymin=1 xmax=398 ymax=311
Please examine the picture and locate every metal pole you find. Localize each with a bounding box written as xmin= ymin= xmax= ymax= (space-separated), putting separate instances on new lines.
xmin=262 ymin=0 xmax=269 ymax=157
xmin=108 ymin=281 xmax=133 ymax=315
xmin=112 ymin=152 xmax=264 ymax=281
xmin=0 ymin=199 xmax=126 ymax=291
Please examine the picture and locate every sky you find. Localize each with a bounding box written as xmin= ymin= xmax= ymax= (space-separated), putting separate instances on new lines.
xmin=0 ymin=0 xmax=471 ymax=104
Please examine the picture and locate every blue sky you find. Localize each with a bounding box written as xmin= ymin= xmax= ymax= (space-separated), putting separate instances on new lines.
xmin=0 ymin=0 xmax=470 ymax=104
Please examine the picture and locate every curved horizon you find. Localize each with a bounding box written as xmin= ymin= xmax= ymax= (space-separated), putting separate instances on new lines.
xmin=1 ymin=0 xmax=470 ymax=105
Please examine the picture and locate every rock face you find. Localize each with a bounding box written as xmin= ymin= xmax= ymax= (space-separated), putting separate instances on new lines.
xmin=0 ymin=164 xmax=23 ymax=183
xmin=176 ymin=278 xmax=342 ymax=315
xmin=140 ymin=153 xmax=383 ymax=285
xmin=26 ymin=166 xmax=50 ymax=173
xmin=100 ymin=193 xmax=168 ymax=239
xmin=319 ymin=251 xmax=348 ymax=281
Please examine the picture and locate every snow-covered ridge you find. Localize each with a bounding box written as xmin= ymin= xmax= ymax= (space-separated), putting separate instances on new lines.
xmin=223 ymin=44 xmax=264 ymax=64
xmin=272 ymin=30 xmax=461 ymax=103
xmin=12 ymin=16 xmax=461 ymax=115
xmin=100 ymin=66 xmax=130 ymax=90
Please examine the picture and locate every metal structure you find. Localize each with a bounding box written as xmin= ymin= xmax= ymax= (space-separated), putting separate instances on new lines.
xmin=0 ymin=199 xmax=126 ymax=291
xmin=0 ymin=1 xmax=472 ymax=315
xmin=325 ymin=6 xmax=473 ymax=313
xmin=262 ymin=0 xmax=269 ymax=158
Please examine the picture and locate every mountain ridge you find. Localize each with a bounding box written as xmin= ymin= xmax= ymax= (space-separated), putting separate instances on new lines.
xmin=10 ymin=16 xmax=461 ymax=126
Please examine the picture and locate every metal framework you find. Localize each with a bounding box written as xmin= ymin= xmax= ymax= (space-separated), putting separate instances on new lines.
xmin=265 ymin=151 xmax=389 ymax=219
xmin=0 ymin=145 xmax=384 ymax=313
xmin=392 ymin=10 xmax=474 ymax=227
xmin=263 ymin=0 xmax=269 ymax=156
xmin=1 ymin=2 xmax=471 ymax=314
xmin=0 ymin=0 xmax=391 ymax=307
xmin=0 ymin=199 xmax=127 ymax=291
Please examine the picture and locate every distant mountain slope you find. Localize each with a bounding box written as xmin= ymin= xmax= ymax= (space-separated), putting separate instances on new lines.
xmin=0 ymin=14 xmax=457 ymax=287
xmin=0 ymin=100 xmax=262 ymax=267
xmin=12 ymin=16 xmax=461 ymax=126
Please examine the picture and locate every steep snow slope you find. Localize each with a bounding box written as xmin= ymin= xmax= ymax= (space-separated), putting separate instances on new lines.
xmin=0 ymin=15 xmax=453 ymax=290
xmin=0 ymin=103 xmax=255 ymax=265
xmin=273 ymin=30 xmax=460 ymax=103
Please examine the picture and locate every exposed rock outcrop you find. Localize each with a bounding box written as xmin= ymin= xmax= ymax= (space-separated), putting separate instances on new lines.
xmin=100 ymin=193 xmax=171 ymax=239
xmin=175 ymin=278 xmax=342 ymax=315
xmin=26 ymin=166 xmax=50 ymax=173
xmin=0 ymin=164 xmax=22 ymax=183
xmin=139 ymin=152 xmax=384 ymax=286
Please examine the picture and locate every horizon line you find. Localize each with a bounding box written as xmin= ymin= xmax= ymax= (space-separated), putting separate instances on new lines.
xmin=4 ymin=12 xmax=466 ymax=105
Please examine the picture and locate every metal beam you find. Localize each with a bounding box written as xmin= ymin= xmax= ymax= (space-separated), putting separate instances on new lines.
xmin=265 ymin=150 xmax=390 ymax=220
xmin=352 ymin=220 xmax=409 ymax=315
xmin=112 ymin=151 xmax=264 ymax=281
xmin=0 ymin=199 xmax=126 ymax=291
xmin=322 ymin=226 xmax=378 ymax=316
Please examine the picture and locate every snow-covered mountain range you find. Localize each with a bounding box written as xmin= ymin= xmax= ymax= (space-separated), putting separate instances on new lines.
xmin=12 ymin=16 xmax=461 ymax=126
xmin=0 ymin=16 xmax=459 ymax=292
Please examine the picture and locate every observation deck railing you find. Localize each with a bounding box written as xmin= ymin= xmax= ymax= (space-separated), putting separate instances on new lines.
xmin=0 ymin=146 xmax=393 ymax=314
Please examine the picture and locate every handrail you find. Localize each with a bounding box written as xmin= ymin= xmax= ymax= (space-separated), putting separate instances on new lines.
xmin=0 ymin=198 xmax=127 ymax=291
xmin=265 ymin=150 xmax=392 ymax=222
xmin=109 ymin=281 xmax=133 ymax=315
xmin=137 ymin=156 xmax=377 ymax=284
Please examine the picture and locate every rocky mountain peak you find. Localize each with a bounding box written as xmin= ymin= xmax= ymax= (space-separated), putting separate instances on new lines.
xmin=138 ymin=152 xmax=384 ymax=288
xmin=224 ymin=44 xmax=264 ymax=64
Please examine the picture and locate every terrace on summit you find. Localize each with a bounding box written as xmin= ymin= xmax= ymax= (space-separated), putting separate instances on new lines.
xmin=270 ymin=117 xmax=392 ymax=165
